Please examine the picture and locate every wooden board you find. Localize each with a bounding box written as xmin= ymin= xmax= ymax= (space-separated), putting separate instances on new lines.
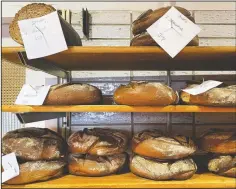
xmin=2 ymin=46 xmax=236 ymax=71
xmin=2 ymin=173 xmax=235 ymax=188
xmin=2 ymin=105 xmax=236 ymax=113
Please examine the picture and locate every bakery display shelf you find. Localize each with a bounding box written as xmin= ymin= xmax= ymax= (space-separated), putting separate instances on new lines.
xmin=2 ymin=173 xmax=235 ymax=188
xmin=2 ymin=105 xmax=236 ymax=113
xmin=2 ymin=46 xmax=236 ymax=72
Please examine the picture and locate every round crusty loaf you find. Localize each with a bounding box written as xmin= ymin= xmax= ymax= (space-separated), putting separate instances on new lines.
xmin=132 ymin=6 xmax=192 ymax=35
xmin=68 ymin=153 xmax=128 ymax=176
xmin=181 ymin=85 xmax=236 ymax=106
xmin=44 ymin=83 xmax=102 ymax=105
xmin=131 ymin=32 xmax=199 ymax=46
xmin=132 ymin=129 xmax=197 ymax=160
xmin=9 ymin=3 xmax=82 ymax=46
xmin=199 ymin=130 xmax=236 ymax=154
xmin=208 ymin=155 xmax=236 ymax=178
xmin=114 ymin=81 xmax=178 ymax=106
xmin=130 ymin=155 xmax=197 ymax=180
xmin=2 ymin=127 xmax=66 ymax=161
xmin=68 ymin=128 xmax=129 ymax=156
xmin=5 ymin=160 xmax=66 ymax=184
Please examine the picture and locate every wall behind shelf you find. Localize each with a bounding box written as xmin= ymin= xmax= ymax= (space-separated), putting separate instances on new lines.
xmin=1 ymin=2 xmax=236 ymax=136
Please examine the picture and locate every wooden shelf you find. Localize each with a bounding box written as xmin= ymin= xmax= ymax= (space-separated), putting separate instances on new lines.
xmin=2 ymin=173 xmax=235 ymax=188
xmin=2 ymin=105 xmax=236 ymax=113
xmin=2 ymin=46 xmax=236 ymax=71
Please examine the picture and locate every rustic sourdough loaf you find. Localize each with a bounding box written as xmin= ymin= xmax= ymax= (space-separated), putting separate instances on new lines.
xmin=2 ymin=127 xmax=66 ymax=161
xmin=132 ymin=129 xmax=197 ymax=159
xmin=44 ymin=83 xmax=102 ymax=105
xmin=68 ymin=128 xmax=129 ymax=156
xmin=9 ymin=3 xmax=82 ymax=46
xmin=114 ymin=81 xmax=178 ymax=106
xmin=68 ymin=153 xmax=128 ymax=176
xmin=130 ymin=155 xmax=197 ymax=180
xmin=5 ymin=160 xmax=66 ymax=184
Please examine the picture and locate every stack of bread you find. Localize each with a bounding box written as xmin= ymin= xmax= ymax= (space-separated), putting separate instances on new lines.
xmin=130 ymin=6 xmax=199 ymax=46
xmin=130 ymin=130 xmax=197 ymax=180
xmin=67 ymin=128 xmax=129 ymax=176
xmin=2 ymin=128 xmax=67 ymax=184
xmin=199 ymin=130 xmax=236 ymax=178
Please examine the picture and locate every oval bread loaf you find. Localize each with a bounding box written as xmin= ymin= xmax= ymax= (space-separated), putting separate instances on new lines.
xmin=2 ymin=127 xmax=66 ymax=161
xmin=44 ymin=83 xmax=102 ymax=105
xmin=130 ymin=155 xmax=197 ymax=180
xmin=132 ymin=129 xmax=197 ymax=159
xmin=68 ymin=128 xmax=129 ymax=156
xmin=5 ymin=160 xmax=66 ymax=184
xmin=114 ymin=81 xmax=178 ymax=106
xmin=68 ymin=153 xmax=127 ymax=176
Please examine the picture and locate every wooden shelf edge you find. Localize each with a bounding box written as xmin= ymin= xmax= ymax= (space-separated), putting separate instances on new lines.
xmin=2 ymin=105 xmax=236 ymax=113
xmin=2 ymin=173 xmax=235 ymax=188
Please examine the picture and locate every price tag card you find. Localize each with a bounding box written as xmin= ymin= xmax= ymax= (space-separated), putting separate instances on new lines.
xmin=18 ymin=11 xmax=68 ymax=60
xmin=15 ymin=84 xmax=51 ymax=105
xmin=2 ymin=153 xmax=20 ymax=183
xmin=147 ymin=7 xmax=201 ymax=58
xmin=182 ymin=80 xmax=223 ymax=95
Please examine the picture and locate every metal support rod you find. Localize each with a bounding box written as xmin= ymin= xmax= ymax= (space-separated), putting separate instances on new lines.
xmin=166 ymin=70 xmax=172 ymax=134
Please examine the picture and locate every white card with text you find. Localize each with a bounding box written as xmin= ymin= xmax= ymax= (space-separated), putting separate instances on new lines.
xmin=15 ymin=84 xmax=51 ymax=105
xmin=2 ymin=153 xmax=20 ymax=183
xmin=182 ymin=80 xmax=223 ymax=95
xmin=18 ymin=11 xmax=68 ymax=59
xmin=147 ymin=7 xmax=201 ymax=58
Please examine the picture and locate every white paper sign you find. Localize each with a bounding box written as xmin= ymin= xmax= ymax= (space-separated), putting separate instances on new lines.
xmin=2 ymin=153 xmax=20 ymax=183
xmin=18 ymin=11 xmax=68 ymax=60
xmin=15 ymin=84 xmax=51 ymax=105
xmin=182 ymin=80 xmax=223 ymax=95
xmin=147 ymin=7 xmax=201 ymax=58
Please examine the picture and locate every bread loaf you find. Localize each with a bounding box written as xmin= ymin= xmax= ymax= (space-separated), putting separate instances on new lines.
xmin=114 ymin=81 xmax=178 ymax=106
xmin=208 ymin=155 xmax=236 ymax=178
xmin=2 ymin=127 xmax=66 ymax=161
xmin=132 ymin=130 xmax=197 ymax=159
xmin=130 ymin=155 xmax=197 ymax=180
xmin=132 ymin=6 xmax=193 ymax=35
xmin=68 ymin=153 xmax=127 ymax=176
xmin=44 ymin=83 xmax=102 ymax=105
xmin=131 ymin=32 xmax=199 ymax=46
xmin=4 ymin=160 xmax=66 ymax=184
xmin=199 ymin=130 xmax=236 ymax=154
xmin=9 ymin=3 xmax=82 ymax=46
xmin=181 ymin=85 xmax=236 ymax=106
xmin=68 ymin=128 xmax=129 ymax=156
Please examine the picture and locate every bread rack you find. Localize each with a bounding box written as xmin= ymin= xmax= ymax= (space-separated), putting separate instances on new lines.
xmin=2 ymin=46 xmax=236 ymax=188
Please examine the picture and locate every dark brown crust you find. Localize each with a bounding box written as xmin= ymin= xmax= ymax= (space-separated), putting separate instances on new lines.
xmin=2 ymin=127 xmax=66 ymax=161
xmin=132 ymin=6 xmax=192 ymax=35
xmin=131 ymin=32 xmax=199 ymax=46
xmin=5 ymin=160 xmax=66 ymax=184
xmin=114 ymin=81 xmax=178 ymax=106
xmin=68 ymin=153 xmax=127 ymax=176
xmin=67 ymin=128 xmax=129 ymax=156
xmin=199 ymin=130 xmax=236 ymax=154
xmin=44 ymin=83 xmax=102 ymax=105
xmin=132 ymin=129 xmax=197 ymax=159
xmin=130 ymin=155 xmax=197 ymax=180
xmin=208 ymin=155 xmax=236 ymax=178
xmin=9 ymin=3 xmax=82 ymax=46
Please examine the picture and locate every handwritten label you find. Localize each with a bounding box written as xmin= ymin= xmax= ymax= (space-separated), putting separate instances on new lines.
xmin=18 ymin=11 xmax=68 ymax=59
xmin=2 ymin=153 xmax=20 ymax=183
xmin=147 ymin=7 xmax=201 ymax=58
xmin=182 ymin=80 xmax=223 ymax=95
xmin=15 ymin=84 xmax=51 ymax=105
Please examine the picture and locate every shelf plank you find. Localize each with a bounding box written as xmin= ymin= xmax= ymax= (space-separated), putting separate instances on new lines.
xmin=2 ymin=46 xmax=236 ymax=71
xmin=2 ymin=105 xmax=236 ymax=113
xmin=2 ymin=173 xmax=235 ymax=188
